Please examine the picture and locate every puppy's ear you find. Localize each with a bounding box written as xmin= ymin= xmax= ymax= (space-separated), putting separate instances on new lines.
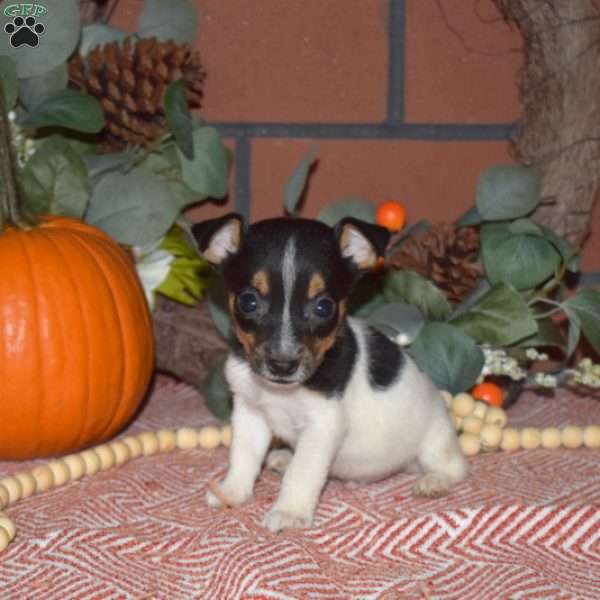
xmin=334 ymin=217 xmax=390 ymax=271
xmin=191 ymin=213 xmax=244 ymax=266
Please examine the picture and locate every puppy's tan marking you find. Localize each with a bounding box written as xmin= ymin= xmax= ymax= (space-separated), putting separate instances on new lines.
xmin=312 ymin=300 xmax=346 ymax=360
xmin=252 ymin=270 xmax=270 ymax=296
xmin=229 ymin=292 xmax=257 ymax=355
xmin=307 ymin=273 xmax=325 ymax=299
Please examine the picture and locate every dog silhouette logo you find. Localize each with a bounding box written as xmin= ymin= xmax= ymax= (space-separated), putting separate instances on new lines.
xmin=3 ymin=3 xmax=47 ymax=48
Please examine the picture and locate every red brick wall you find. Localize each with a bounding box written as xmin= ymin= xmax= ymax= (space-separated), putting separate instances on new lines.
xmin=111 ymin=0 xmax=599 ymax=271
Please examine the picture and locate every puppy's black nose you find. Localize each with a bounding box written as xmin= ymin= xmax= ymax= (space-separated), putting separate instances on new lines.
xmin=266 ymin=357 xmax=300 ymax=377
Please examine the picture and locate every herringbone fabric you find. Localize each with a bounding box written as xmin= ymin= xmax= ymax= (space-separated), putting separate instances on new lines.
xmin=1 ymin=377 xmax=599 ymax=599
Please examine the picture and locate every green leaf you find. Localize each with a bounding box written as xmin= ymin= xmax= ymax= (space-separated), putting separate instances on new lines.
xmin=79 ymin=24 xmax=128 ymax=56
xmin=481 ymin=222 xmax=561 ymax=290
xmin=84 ymin=150 xmax=136 ymax=185
xmin=455 ymin=206 xmax=481 ymax=226
xmin=0 ymin=0 xmax=80 ymax=78
xmin=366 ymin=302 xmax=424 ymax=343
xmin=164 ymin=80 xmax=194 ymax=160
xmin=86 ymin=166 xmax=180 ymax=246
xmin=206 ymin=276 xmax=232 ymax=340
xmin=450 ymin=279 xmax=491 ymax=320
xmin=538 ymin=225 xmax=580 ymax=273
xmin=409 ymin=323 xmax=484 ymax=394
xmin=563 ymin=288 xmax=600 ymax=356
xmin=450 ymin=282 xmax=538 ymax=346
xmin=201 ymin=357 xmax=233 ymax=422
xmin=284 ymin=145 xmax=318 ymax=215
xmin=0 ymin=56 xmax=17 ymax=109
xmin=384 ymin=270 xmax=452 ymax=320
xmin=178 ymin=126 xmax=230 ymax=199
xmin=508 ymin=218 xmax=543 ymax=236
xmin=476 ymin=164 xmax=540 ymax=221
xmin=317 ymin=198 xmax=375 ymax=226
xmin=18 ymin=62 xmax=68 ymax=110
xmin=386 ymin=219 xmax=431 ymax=253
xmin=21 ymin=89 xmax=105 ymax=133
xmin=137 ymin=0 xmax=199 ymax=44
xmin=564 ymin=311 xmax=581 ymax=358
xmin=22 ymin=136 xmax=88 ymax=218
xmin=518 ymin=318 xmax=564 ymax=348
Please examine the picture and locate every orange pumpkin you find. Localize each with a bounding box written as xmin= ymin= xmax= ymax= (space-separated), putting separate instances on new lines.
xmin=0 ymin=216 xmax=154 ymax=459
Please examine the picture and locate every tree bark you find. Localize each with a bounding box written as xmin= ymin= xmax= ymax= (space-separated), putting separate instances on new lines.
xmin=494 ymin=0 xmax=600 ymax=249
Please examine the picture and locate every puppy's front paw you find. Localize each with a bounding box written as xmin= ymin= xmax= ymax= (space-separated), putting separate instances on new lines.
xmin=263 ymin=508 xmax=313 ymax=532
xmin=205 ymin=480 xmax=252 ymax=508
xmin=413 ymin=473 xmax=452 ymax=498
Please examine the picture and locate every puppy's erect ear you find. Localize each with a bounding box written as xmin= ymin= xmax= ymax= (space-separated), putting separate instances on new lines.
xmin=334 ymin=217 xmax=390 ymax=271
xmin=191 ymin=213 xmax=244 ymax=266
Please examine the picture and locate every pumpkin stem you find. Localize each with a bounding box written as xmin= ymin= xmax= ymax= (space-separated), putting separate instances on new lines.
xmin=0 ymin=80 xmax=37 ymax=230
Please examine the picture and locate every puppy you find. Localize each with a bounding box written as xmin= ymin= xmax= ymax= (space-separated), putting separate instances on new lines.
xmin=192 ymin=214 xmax=467 ymax=533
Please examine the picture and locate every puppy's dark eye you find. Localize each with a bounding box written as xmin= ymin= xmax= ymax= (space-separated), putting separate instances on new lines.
xmin=238 ymin=291 xmax=258 ymax=314
xmin=314 ymin=297 xmax=334 ymax=318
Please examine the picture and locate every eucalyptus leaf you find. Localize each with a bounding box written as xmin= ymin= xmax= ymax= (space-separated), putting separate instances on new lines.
xmin=476 ymin=164 xmax=540 ymax=221
xmin=178 ymin=126 xmax=230 ymax=199
xmin=518 ymin=318 xmax=564 ymax=348
xmin=165 ymin=79 xmax=194 ymax=159
xmin=22 ymin=136 xmax=88 ymax=217
xmin=86 ymin=166 xmax=180 ymax=246
xmin=450 ymin=279 xmax=491 ymax=320
xmin=0 ymin=56 xmax=17 ymax=109
xmin=455 ymin=206 xmax=481 ymax=226
xmin=0 ymin=0 xmax=80 ymax=78
xmin=317 ymin=198 xmax=375 ymax=226
xmin=21 ymin=89 xmax=105 ymax=133
xmin=409 ymin=323 xmax=484 ymax=394
xmin=137 ymin=0 xmax=199 ymax=44
xmin=79 ymin=24 xmax=128 ymax=56
xmin=508 ymin=218 xmax=543 ymax=236
xmin=450 ymin=282 xmax=538 ymax=346
xmin=384 ymin=270 xmax=452 ymax=320
xmin=481 ymin=222 xmax=561 ymax=290
xmin=84 ymin=150 xmax=136 ymax=185
xmin=387 ymin=219 xmax=431 ymax=253
xmin=563 ymin=311 xmax=581 ymax=358
xmin=539 ymin=225 xmax=580 ymax=273
xmin=18 ymin=62 xmax=68 ymax=110
xmin=201 ymin=357 xmax=233 ymax=422
xmin=366 ymin=302 xmax=424 ymax=344
xmin=284 ymin=145 xmax=318 ymax=215
xmin=563 ymin=288 xmax=600 ymax=356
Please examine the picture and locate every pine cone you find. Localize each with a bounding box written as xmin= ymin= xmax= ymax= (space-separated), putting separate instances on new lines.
xmin=389 ymin=223 xmax=483 ymax=303
xmin=69 ymin=37 xmax=204 ymax=152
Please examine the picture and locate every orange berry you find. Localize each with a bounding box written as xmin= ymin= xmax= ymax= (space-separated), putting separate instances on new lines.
xmin=376 ymin=201 xmax=406 ymax=232
xmin=471 ymin=382 xmax=504 ymax=407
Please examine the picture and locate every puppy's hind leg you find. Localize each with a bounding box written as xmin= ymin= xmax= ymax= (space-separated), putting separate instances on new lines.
xmin=266 ymin=448 xmax=293 ymax=475
xmin=414 ymin=410 xmax=468 ymax=498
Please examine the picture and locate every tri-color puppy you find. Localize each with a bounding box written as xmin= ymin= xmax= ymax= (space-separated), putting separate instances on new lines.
xmin=192 ymin=214 xmax=467 ymax=533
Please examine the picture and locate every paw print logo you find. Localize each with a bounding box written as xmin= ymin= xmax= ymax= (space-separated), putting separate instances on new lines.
xmin=4 ymin=16 xmax=45 ymax=48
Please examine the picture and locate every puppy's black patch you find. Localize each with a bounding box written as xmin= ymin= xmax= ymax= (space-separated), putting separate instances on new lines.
xmin=366 ymin=328 xmax=404 ymax=390
xmin=305 ymin=323 xmax=357 ymax=397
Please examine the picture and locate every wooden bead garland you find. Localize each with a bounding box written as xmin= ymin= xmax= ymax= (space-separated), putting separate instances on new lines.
xmin=447 ymin=390 xmax=600 ymax=457
xmin=0 ymin=424 xmax=231 ymax=554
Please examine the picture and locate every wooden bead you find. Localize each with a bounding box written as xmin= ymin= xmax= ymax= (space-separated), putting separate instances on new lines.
xmin=198 ymin=426 xmax=221 ymax=450
xmin=157 ymin=429 xmax=177 ymax=452
xmin=541 ymin=427 xmax=562 ymax=450
xmin=94 ymin=444 xmax=116 ymax=470
xmin=109 ymin=440 xmax=132 ymax=466
xmin=47 ymin=460 xmax=71 ymax=487
xmin=462 ymin=416 xmax=483 ymax=435
xmin=176 ymin=427 xmax=198 ymax=450
xmin=122 ymin=436 xmax=143 ymax=459
xmin=458 ymin=432 xmax=481 ymax=456
xmin=0 ymin=526 xmax=9 ymax=552
xmin=485 ymin=407 xmax=507 ymax=428
xmin=562 ymin=425 xmax=584 ymax=449
xmin=520 ymin=427 xmax=541 ymax=450
xmin=79 ymin=449 xmax=101 ymax=476
xmin=0 ymin=485 xmax=9 ymax=509
xmin=452 ymin=393 xmax=475 ymax=418
xmin=480 ymin=423 xmax=503 ymax=451
xmin=583 ymin=425 xmax=600 ymax=449
xmin=0 ymin=516 xmax=16 ymax=541
xmin=0 ymin=477 xmax=22 ymax=504
xmin=472 ymin=401 xmax=489 ymax=421
xmin=14 ymin=472 xmax=36 ymax=498
xmin=31 ymin=465 xmax=54 ymax=492
xmin=440 ymin=390 xmax=453 ymax=408
xmin=451 ymin=415 xmax=463 ymax=431
xmin=63 ymin=454 xmax=86 ymax=481
xmin=138 ymin=432 xmax=160 ymax=456
xmin=220 ymin=425 xmax=232 ymax=448
xmin=500 ymin=428 xmax=521 ymax=452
